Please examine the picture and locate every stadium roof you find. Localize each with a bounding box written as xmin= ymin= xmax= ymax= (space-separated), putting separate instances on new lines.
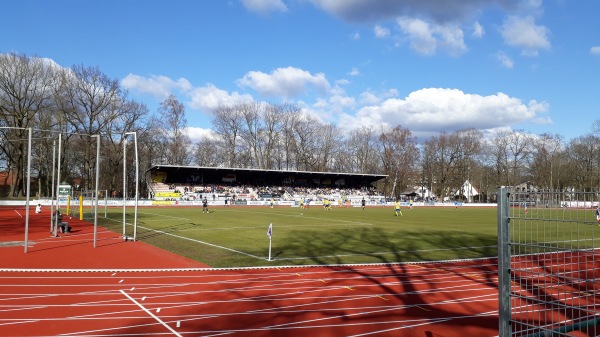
xmin=148 ymin=165 xmax=387 ymax=187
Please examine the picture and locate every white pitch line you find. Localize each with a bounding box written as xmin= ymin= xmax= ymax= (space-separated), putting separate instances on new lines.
xmin=102 ymin=216 xmax=263 ymax=260
xmin=136 ymin=211 xmax=191 ymax=221
xmin=137 ymin=225 xmax=263 ymax=260
xmin=119 ymin=290 xmax=181 ymax=337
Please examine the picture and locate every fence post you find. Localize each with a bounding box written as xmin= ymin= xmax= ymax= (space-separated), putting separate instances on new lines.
xmin=498 ymin=187 xmax=511 ymax=337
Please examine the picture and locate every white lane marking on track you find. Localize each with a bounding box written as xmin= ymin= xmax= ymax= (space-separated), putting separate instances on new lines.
xmin=120 ymin=290 xmax=181 ymax=336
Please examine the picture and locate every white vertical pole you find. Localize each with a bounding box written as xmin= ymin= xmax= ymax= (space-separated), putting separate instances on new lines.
xmin=104 ymin=189 xmax=108 ymax=218
xmin=268 ymin=237 xmax=272 ymax=261
xmin=132 ymin=132 xmax=139 ymax=241
xmin=93 ymin=134 xmax=100 ymax=248
xmin=50 ymin=140 xmax=56 ymax=232
xmin=122 ymin=136 xmax=127 ymax=238
xmin=24 ymin=128 xmax=32 ymax=253
xmin=53 ymin=133 xmax=62 ymax=237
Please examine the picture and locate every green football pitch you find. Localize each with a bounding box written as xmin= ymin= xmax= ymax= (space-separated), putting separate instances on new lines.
xmin=94 ymin=205 xmax=500 ymax=268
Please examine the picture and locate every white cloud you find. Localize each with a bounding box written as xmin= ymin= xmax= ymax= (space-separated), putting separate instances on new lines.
xmin=472 ymin=21 xmax=484 ymax=38
xmin=374 ymin=25 xmax=390 ymax=38
xmin=310 ymin=85 xmax=355 ymax=119
xmin=397 ymin=17 xmax=466 ymax=56
xmin=347 ymin=67 xmax=360 ymax=76
xmin=187 ymin=83 xmax=253 ymax=111
xmin=495 ymin=51 xmax=514 ymax=69
xmin=591 ymin=46 xmax=600 ymax=56
xmin=351 ymin=31 xmax=360 ymax=40
xmin=185 ymin=127 xmax=217 ymax=142
xmin=500 ymin=15 xmax=550 ymax=55
xmin=359 ymin=89 xmax=398 ymax=105
xmin=236 ymin=66 xmax=331 ymax=98
xmin=338 ymin=88 xmax=549 ymax=135
xmin=121 ymin=74 xmax=192 ymax=99
xmin=241 ymin=0 xmax=287 ymax=14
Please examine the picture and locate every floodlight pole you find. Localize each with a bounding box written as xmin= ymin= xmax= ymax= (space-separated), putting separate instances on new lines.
xmin=24 ymin=128 xmax=32 ymax=253
xmin=92 ymin=134 xmax=100 ymax=248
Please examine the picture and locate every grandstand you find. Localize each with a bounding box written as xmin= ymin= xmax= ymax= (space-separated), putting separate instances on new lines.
xmin=148 ymin=165 xmax=387 ymax=204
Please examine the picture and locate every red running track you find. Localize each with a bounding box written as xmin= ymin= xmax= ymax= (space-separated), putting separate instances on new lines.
xmin=0 ymin=206 xmax=500 ymax=336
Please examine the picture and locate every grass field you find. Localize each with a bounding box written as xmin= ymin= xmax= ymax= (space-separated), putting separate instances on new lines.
xmin=87 ymin=204 xmax=499 ymax=268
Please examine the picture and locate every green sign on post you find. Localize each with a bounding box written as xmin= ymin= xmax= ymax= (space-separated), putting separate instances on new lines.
xmin=58 ymin=185 xmax=71 ymax=197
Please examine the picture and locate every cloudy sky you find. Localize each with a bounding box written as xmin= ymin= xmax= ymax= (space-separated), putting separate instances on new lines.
xmin=2 ymin=0 xmax=599 ymax=141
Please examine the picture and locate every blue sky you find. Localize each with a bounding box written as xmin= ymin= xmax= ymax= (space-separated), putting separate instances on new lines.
xmin=2 ymin=0 xmax=599 ymax=142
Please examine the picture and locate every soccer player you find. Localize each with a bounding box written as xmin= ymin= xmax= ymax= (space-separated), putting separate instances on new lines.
xmin=202 ymin=197 xmax=209 ymax=213
xmin=361 ymin=197 xmax=366 ymax=210
xmin=395 ymin=199 xmax=403 ymax=217
xmin=596 ymin=206 xmax=600 ymax=223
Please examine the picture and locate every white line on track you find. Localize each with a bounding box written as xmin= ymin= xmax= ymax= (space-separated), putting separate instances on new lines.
xmin=119 ymin=289 xmax=182 ymax=336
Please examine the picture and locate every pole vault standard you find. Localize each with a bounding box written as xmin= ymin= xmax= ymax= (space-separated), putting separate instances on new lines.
xmin=123 ymin=132 xmax=139 ymax=241
xmin=50 ymin=132 xmax=101 ymax=247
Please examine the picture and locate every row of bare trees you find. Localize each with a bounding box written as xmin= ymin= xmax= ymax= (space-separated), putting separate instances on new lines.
xmin=2 ymin=53 xmax=600 ymax=200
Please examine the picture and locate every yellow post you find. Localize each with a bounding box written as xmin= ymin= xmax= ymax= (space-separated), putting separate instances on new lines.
xmin=67 ymin=195 xmax=71 ymax=215
xmin=79 ymin=195 xmax=83 ymax=220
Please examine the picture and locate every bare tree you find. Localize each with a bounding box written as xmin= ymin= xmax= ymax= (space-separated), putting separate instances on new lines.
xmin=490 ymin=129 xmax=533 ymax=187
xmin=212 ymin=104 xmax=245 ymax=167
xmin=421 ymin=129 xmax=482 ymax=200
xmin=194 ymin=135 xmax=224 ymax=167
xmin=0 ymin=53 xmax=56 ymax=197
xmin=289 ymin=115 xmax=321 ymax=171
xmin=529 ymin=133 xmax=564 ymax=190
xmin=563 ymin=134 xmax=600 ymax=190
xmin=102 ymin=99 xmax=150 ymax=196
xmin=157 ymin=95 xmax=190 ymax=165
xmin=377 ymin=125 xmax=418 ymax=198
xmin=55 ymin=64 xmax=123 ymax=190
xmin=237 ymin=102 xmax=284 ymax=169
xmin=277 ymin=105 xmax=302 ymax=170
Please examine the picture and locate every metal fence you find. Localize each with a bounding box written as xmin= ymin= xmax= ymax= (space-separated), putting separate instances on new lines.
xmin=498 ymin=187 xmax=600 ymax=336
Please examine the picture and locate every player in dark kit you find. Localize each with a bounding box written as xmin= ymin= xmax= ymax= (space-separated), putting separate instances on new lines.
xmin=202 ymin=197 xmax=209 ymax=213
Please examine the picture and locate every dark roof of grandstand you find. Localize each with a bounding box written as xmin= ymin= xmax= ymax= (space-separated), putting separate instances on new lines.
xmin=148 ymin=165 xmax=387 ymax=187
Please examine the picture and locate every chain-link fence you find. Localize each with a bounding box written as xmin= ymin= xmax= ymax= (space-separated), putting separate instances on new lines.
xmin=498 ymin=188 xmax=600 ymax=336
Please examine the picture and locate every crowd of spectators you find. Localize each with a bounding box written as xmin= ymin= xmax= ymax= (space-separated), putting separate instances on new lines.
xmin=151 ymin=181 xmax=383 ymax=202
